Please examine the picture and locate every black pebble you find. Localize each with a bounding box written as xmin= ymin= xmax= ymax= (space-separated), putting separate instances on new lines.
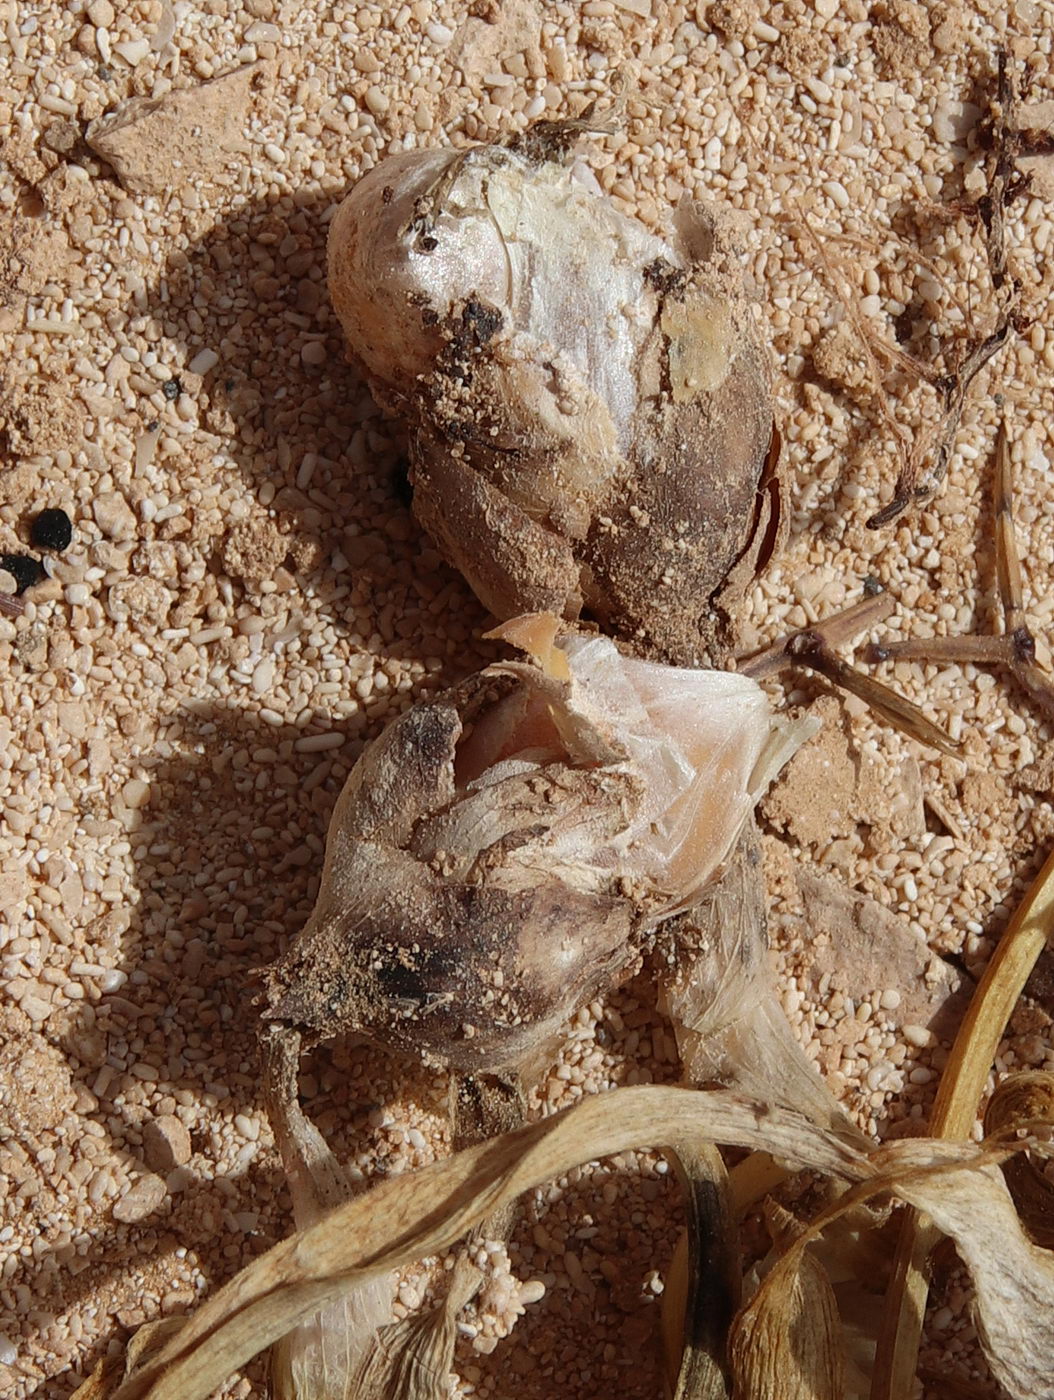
xmin=30 ymin=507 xmax=73 ymax=552
xmin=1 ymin=554 xmax=46 ymax=594
xmin=162 ymin=377 xmax=182 ymax=401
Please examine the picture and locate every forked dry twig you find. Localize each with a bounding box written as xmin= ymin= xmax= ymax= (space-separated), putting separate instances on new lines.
xmin=739 ymin=589 xmax=960 ymax=755
xmin=866 ymin=422 xmax=1054 ymax=721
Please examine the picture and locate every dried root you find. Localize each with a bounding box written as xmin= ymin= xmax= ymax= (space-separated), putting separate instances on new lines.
xmin=865 ymin=51 xmax=1034 ymax=529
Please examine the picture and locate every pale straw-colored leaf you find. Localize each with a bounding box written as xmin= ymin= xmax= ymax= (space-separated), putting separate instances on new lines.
xmin=871 ymin=841 xmax=1054 ymax=1400
xmin=109 ymin=1087 xmax=865 ymax=1400
xmin=263 ymin=1027 xmax=396 ymax=1400
xmin=70 ymin=1319 xmax=186 ymax=1400
xmin=662 ymin=824 xmax=862 ymax=1138
xmin=98 ymin=1082 xmax=1054 ymax=1400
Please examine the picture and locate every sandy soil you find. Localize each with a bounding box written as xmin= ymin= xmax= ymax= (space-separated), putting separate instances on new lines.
xmin=1 ymin=1 xmax=1052 ymax=1396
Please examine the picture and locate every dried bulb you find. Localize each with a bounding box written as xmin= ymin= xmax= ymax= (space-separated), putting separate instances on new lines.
xmin=328 ymin=130 xmax=777 ymax=666
xmin=263 ymin=615 xmax=811 ymax=1076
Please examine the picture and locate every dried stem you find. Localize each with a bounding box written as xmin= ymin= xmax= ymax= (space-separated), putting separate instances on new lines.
xmin=867 ymin=424 xmax=1054 ymax=721
xmin=791 ymin=211 xmax=917 ymax=451
xmin=866 ymin=50 xmax=1027 ymax=529
xmin=865 ymin=321 xmax=1013 ymax=529
xmin=666 ymin=1144 xmax=740 ymax=1400
xmin=738 ymin=590 xmax=959 ymax=755
xmin=738 ymin=591 xmax=895 ymax=681
xmin=786 ymin=628 xmax=959 ymax=756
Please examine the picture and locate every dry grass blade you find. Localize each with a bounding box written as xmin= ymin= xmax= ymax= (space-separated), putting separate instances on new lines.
xmin=742 ymin=1141 xmax=1054 ymax=1400
xmin=110 ymin=1087 xmax=867 ymax=1400
xmin=888 ymin=1154 xmax=1054 ymax=1400
xmin=87 ymin=1085 xmax=1054 ymax=1400
xmin=70 ymin=1320 xmax=185 ymax=1400
xmin=263 ymin=1027 xmax=396 ymax=1400
xmin=870 ymin=841 xmax=1054 ymax=1400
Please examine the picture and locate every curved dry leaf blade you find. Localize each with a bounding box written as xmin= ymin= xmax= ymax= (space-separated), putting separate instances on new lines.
xmin=111 ymin=1087 xmax=866 ymax=1400
xmin=891 ymin=1158 xmax=1054 ymax=1400
xmin=70 ymin=1319 xmax=187 ymax=1400
xmin=101 ymin=1088 xmax=1054 ymax=1400
xmin=737 ymin=1142 xmax=1054 ymax=1400
xmin=871 ymin=841 xmax=1054 ymax=1400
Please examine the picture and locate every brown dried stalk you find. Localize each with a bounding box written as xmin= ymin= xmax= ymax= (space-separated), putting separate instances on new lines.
xmin=867 ymin=422 xmax=1054 ymax=722
xmin=739 ymin=589 xmax=960 ymax=755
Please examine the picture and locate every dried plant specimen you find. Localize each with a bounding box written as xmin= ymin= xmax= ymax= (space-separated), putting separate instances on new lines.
xmin=262 ymin=614 xmax=811 ymax=1079
xmin=327 ymin=126 xmax=778 ymax=666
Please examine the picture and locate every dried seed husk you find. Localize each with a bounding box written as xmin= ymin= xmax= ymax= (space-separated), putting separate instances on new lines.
xmin=327 ymin=133 xmax=776 ymax=666
xmin=984 ymin=1071 xmax=1054 ymax=1249
xmin=262 ymin=618 xmax=810 ymax=1077
xmin=729 ymin=1233 xmax=845 ymax=1400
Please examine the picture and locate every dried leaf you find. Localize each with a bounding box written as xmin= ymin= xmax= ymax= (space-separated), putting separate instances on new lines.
xmin=661 ymin=824 xmax=857 ymax=1136
xmin=263 ymin=1028 xmax=396 ymax=1400
xmin=70 ymin=1319 xmax=186 ymax=1400
xmin=890 ymin=1153 xmax=1054 ymax=1400
xmin=99 ymin=1085 xmax=1054 ymax=1400
xmin=661 ymin=1144 xmax=739 ymax=1399
xmin=872 ymin=841 xmax=1054 ymax=1399
xmin=984 ymin=1071 xmax=1054 ymax=1248
xmin=109 ymin=1088 xmax=864 ymax=1400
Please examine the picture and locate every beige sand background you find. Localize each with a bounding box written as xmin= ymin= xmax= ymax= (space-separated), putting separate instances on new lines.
xmin=1 ymin=0 xmax=1052 ymax=1395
